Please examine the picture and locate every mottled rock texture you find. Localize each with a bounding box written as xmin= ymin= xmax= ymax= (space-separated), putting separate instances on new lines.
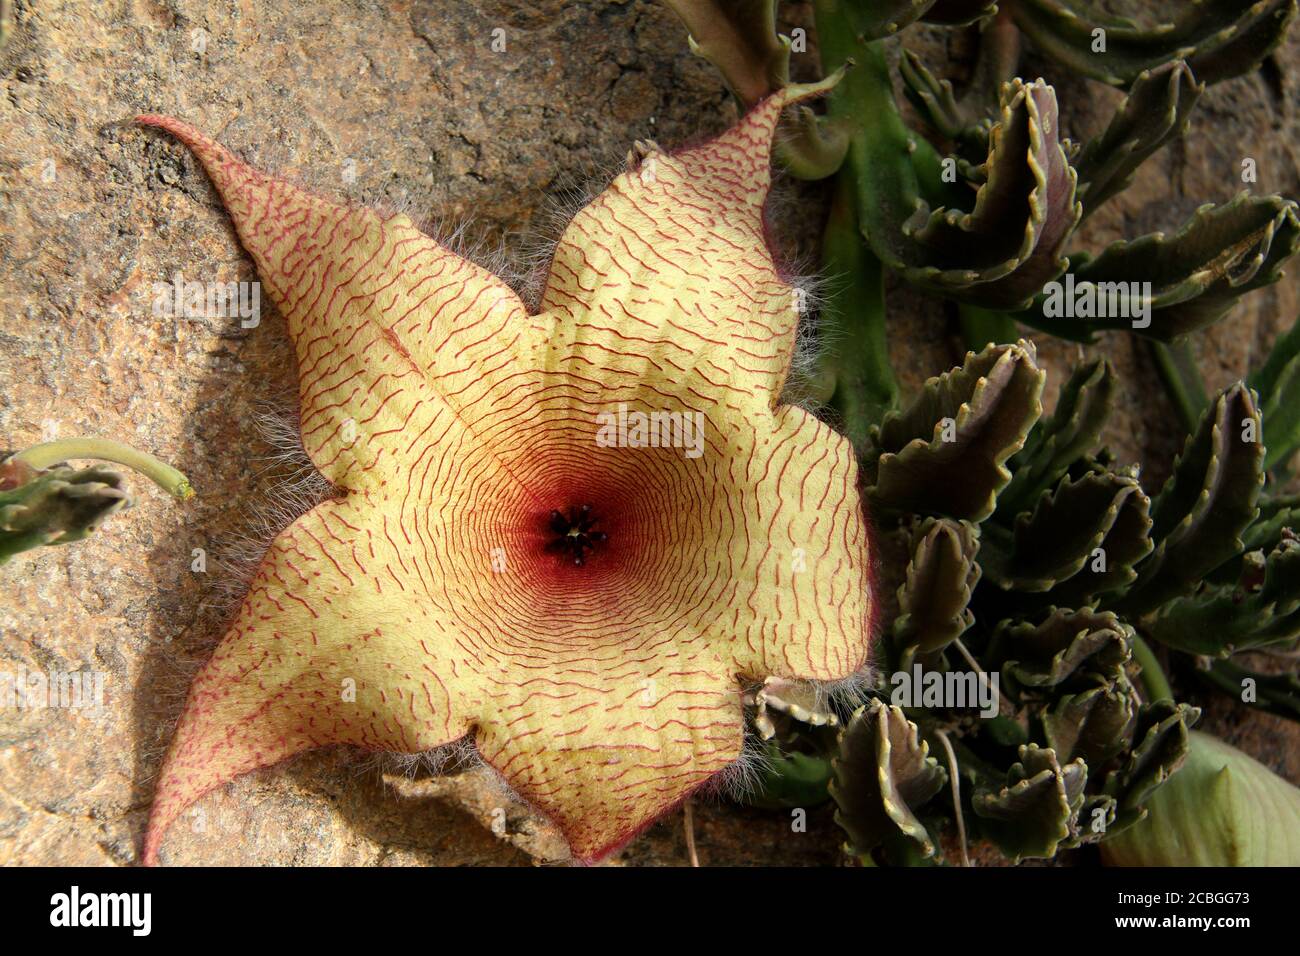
xmin=0 ymin=0 xmax=1296 ymax=865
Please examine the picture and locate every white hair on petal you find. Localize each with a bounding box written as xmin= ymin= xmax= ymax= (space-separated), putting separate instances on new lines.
xmin=513 ymin=162 xmax=618 ymax=310
xmin=429 ymin=219 xmax=528 ymax=293
xmin=763 ymin=179 xmax=839 ymax=412
xmin=423 ymin=735 xmax=484 ymax=776
xmin=348 ymin=734 xmax=483 ymax=783
xmin=362 ymin=183 xmax=530 ymax=296
xmin=703 ymin=725 xmax=778 ymax=804
xmin=196 ymin=400 xmax=335 ymax=616
xmin=814 ymin=666 xmax=879 ymax=718
xmin=780 ymin=260 xmax=860 ymax=420
xmin=777 ymin=304 xmax=829 ymax=410
xmin=704 ymin=665 xmax=877 ymax=804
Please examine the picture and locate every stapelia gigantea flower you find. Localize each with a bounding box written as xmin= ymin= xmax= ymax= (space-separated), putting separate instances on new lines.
xmin=139 ymin=78 xmax=873 ymax=864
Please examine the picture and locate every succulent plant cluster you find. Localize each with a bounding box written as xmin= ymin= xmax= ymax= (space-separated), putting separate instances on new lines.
xmin=744 ymin=334 xmax=1300 ymax=863
xmin=666 ymin=0 xmax=1300 ymax=863
xmin=874 ymin=337 xmax=1296 ymax=856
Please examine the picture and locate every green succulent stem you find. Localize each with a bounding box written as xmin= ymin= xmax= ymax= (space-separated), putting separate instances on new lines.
xmin=1131 ymin=633 xmax=1175 ymax=703
xmin=7 ymin=438 xmax=194 ymax=500
xmin=1149 ymin=339 xmax=1208 ymax=435
xmin=958 ymin=303 xmax=1021 ymax=351
xmin=816 ymin=172 xmax=899 ymax=446
xmin=815 ymin=0 xmax=917 ymax=265
xmin=811 ymin=0 xmax=905 ymax=444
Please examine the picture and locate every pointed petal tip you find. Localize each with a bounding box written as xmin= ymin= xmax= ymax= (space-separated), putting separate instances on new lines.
xmin=135 ymin=114 xmax=214 ymax=152
xmin=140 ymin=809 xmax=169 ymax=866
xmin=140 ymin=776 xmax=193 ymax=866
xmin=134 ymin=114 xmax=253 ymax=198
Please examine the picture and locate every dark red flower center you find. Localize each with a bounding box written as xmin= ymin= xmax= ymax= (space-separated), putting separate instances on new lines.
xmin=546 ymin=504 xmax=608 ymax=566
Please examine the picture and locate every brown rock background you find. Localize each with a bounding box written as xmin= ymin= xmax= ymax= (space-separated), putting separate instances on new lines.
xmin=0 ymin=0 xmax=1295 ymax=865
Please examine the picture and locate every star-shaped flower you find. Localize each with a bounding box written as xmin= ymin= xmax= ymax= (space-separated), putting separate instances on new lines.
xmin=139 ymin=78 xmax=873 ymax=865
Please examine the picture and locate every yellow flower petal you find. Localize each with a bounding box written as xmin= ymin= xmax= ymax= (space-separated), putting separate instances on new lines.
xmin=477 ymin=653 xmax=743 ymax=862
xmin=137 ymin=115 xmax=546 ymax=490
xmin=539 ymin=88 xmax=817 ymax=406
xmin=144 ymin=496 xmax=469 ymax=863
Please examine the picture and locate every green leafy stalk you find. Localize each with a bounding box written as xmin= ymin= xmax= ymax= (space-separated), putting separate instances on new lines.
xmin=816 ymin=0 xmax=917 ymax=259
xmin=958 ymin=303 xmax=1021 ymax=351
xmin=7 ymin=438 xmax=194 ymax=500
xmin=866 ymin=341 xmax=1045 ymax=521
xmin=1149 ymin=339 xmax=1208 ymax=436
xmin=816 ymin=173 xmax=899 ymax=446
xmin=1130 ymin=634 xmax=1174 ymax=702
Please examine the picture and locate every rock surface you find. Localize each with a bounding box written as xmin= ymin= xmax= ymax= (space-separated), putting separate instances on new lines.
xmin=0 ymin=0 xmax=1296 ymax=866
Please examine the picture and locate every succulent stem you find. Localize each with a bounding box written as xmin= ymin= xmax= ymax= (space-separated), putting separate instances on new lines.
xmin=815 ymin=171 xmax=899 ymax=446
xmin=1131 ymin=633 xmax=1175 ymax=703
xmin=7 ymin=438 xmax=194 ymax=500
xmin=815 ymin=0 xmax=920 ymax=266
xmin=958 ymin=303 xmax=1021 ymax=350
xmin=1149 ymin=339 xmax=1208 ymax=435
xmin=808 ymin=0 xmax=908 ymax=447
